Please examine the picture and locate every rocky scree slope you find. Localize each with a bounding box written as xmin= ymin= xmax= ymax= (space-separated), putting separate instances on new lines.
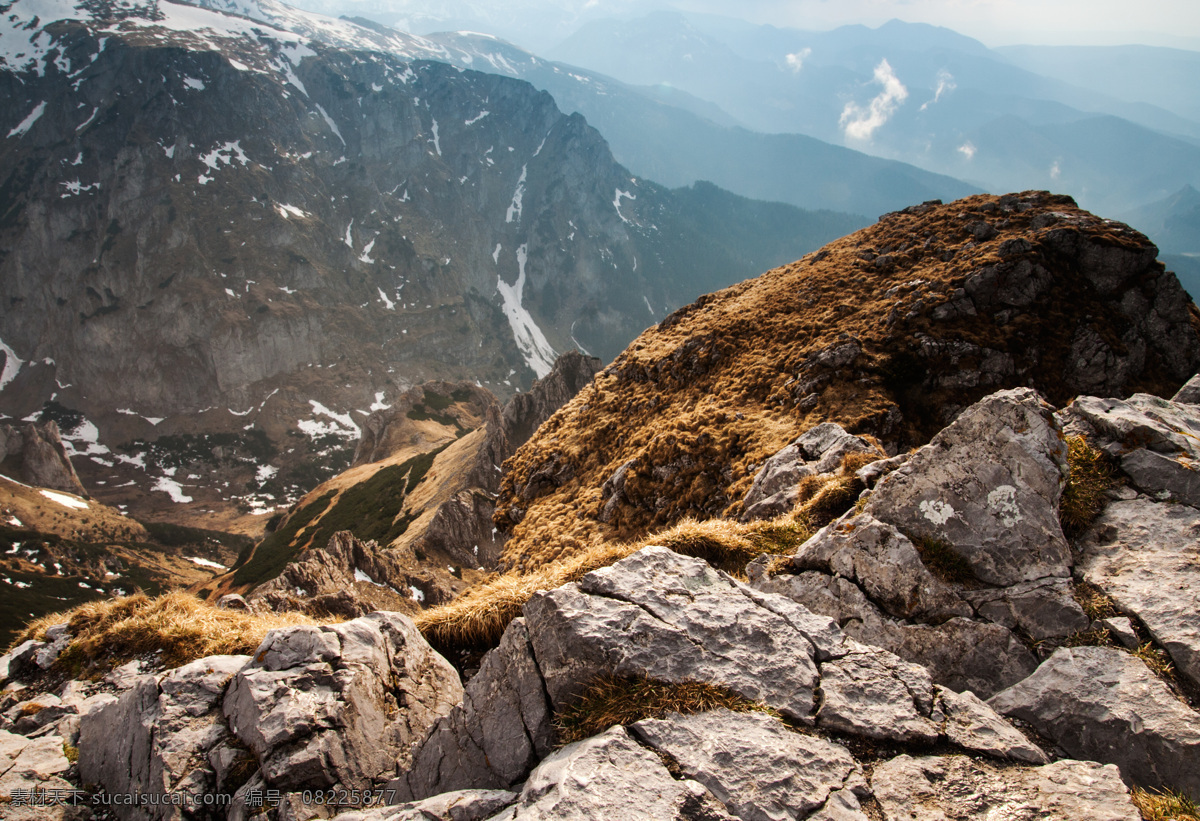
xmin=0 ymin=0 xmax=855 ymax=530
xmin=494 ymin=191 xmax=1200 ymax=572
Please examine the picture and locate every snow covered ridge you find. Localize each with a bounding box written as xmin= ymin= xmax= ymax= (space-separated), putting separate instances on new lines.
xmin=0 ymin=0 xmax=472 ymax=80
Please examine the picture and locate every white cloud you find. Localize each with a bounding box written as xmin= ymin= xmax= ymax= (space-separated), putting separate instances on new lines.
xmin=839 ymin=58 xmax=908 ymax=141
xmin=920 ymin=69 xmax=956 ymax=111
xmin=784 ymin=47 xmax=811 ymax=72
xmin=958 ymin=141 xmax=977 ymax=160
xmin=1050 ymin=160 xmax=1061 ymax=180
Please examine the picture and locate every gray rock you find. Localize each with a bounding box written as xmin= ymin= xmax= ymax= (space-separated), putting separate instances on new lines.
xmin=806 ymin=790 xmax=872 ymax=821
xmin=524 ymin=546 xmax=821 ymax=722
xmin=329 ymin=790 xmax=518 ymax=821
xmin=0 ymin=728 xmax=79 ymax=821
xmin=632 ymin=709 xmax=865 ymax=821
xmin=1102 ymin=617 xmax=1141 ymax=650
xmin=962 ymin=578 xmax=1091 ymax=641
xmin=393 ymin=618 xmax=553 ymax=801
xmin=78 ymin=655 xmax=252 ymax=821
xmin=855 ymin=453 xmax=909 ymax=490
xmin=935 ymin=686 xmax=1047 ymax=764
xmin=791 ymin=515 xmax=972 ymax=622
xmin=865 ymin=388 xmax=1070 ymax=586
xmin=501 ymin=726 xmax=736 ymax=821
xmin=1173 ymin=374 xmax=1200 ymax=404
xmin=817 ymin=643 xmax=940 ymax=743
xmin=860 ymin=617 xmax=1039 ymax=699
xmin=755 ymin=569 xmax=1037 ymax=698
xmin=741 ymin=423 xmax=875 ymax=521
xmin=225 ymin=612 xmax=462 ymax=793
xmin=872 ymin=755 xmax=1141 ymax=821
xmin=989 ymin=646 xmax=1200 ymax=796
xmin=217 ymin=594 xmax=251 ymax=611
xmin=1077 ymin=497 xmax=1200 ymax=688
xmin=0 ymin=641 xmax=41 ymax=685
xmin=1063 ymin=393 xmax=1200 ymax=506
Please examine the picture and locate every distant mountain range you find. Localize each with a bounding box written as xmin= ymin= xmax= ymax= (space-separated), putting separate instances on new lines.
xmin=0 ymin=0 xmax=859 ymax=529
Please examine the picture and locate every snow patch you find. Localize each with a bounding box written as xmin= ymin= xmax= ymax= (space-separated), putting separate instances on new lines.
xmin=359 ymin=238 xmax=376 ymax=264
xmin=613 ymin=188 xmax=635 ymax=223
xmin=497 ymin=244 xmax=556 ymax=379
xmin=0 ymin=337 xmax=25 ymax=392
xmin=492 ymin=243 xmax=502 ymax=264
xmin=314 ymin=103 xmax=345 ymax=145
xmin=370 ymin=391 xmax=390 ymax=411
xmin=464 ymin=110 xmax=489 ymax=126
xmin=506 ymin=165 xmax=527 ymax=223
xmin=7 ymin=101 xmax=46 ymax=139
xmin=183 ymin=76 xmax=205 ymax=91
xmin=377 ymin=287 xmax=394 ymax=310
xmin=153 ymin=476 xmax=192 ymax=504
xmin=430 ymin=117 xmax=441 ymax=155
xmin=39 ymin=489 xmax=89 ymax=511
xmin=276 ymin=203 xmax=308 ymax=219
xmin=188 ymin=556 xmax=227 ymax=570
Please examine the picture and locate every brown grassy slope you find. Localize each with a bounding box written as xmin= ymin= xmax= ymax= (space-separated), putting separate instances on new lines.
xmin=495 ymin=192 xmax=1200 ymax=572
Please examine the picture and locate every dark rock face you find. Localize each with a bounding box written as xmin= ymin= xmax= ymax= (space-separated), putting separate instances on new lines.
xmin=0 ymin=422 xmax=85 ymax=496
xmin=501 ymin=350 xmax=602 ymax=450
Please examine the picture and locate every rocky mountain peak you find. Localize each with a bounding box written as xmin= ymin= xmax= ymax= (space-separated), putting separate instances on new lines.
xmin=494 ymin=191 xmax=1200 ymax=571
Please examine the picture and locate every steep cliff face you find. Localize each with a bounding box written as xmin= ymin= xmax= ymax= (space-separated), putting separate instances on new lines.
xmin=495 ymin=192 xmax=1200 ymax=571
xmin=0 ymin=0 xmax=855 ymax=529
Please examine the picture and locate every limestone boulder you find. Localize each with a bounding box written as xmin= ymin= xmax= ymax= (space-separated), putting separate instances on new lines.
xmin=872 ymin=755 xmax=1141 ymax=821
xmin=864 ymin=387 xmax=1070 ymax=586
xmin=78 ymin=655 xmax=253 ymax=821
xmin=989 ymin=646 xmax=1200 ymax=797
xmin=491 ymin=726 xmax=736 ymax=821
xmin=630 ymin=709 xmax=869 ymax=821
xmin=393 ymin=618 xmax=553 ymax=801
xmin=1076 ymin=497 xmax=1200 ymax=688
xmin=224 ymin=612 xmax=462 ymax=793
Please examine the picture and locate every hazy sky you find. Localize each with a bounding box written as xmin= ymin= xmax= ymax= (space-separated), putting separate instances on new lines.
xmin=671 ymin=0 xmax=1200 ymax=48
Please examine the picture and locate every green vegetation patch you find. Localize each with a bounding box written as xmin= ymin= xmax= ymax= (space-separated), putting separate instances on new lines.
xmin=302 ymin=443 xmax=449 ymax=553
xmin=232 ymin=491 xmax=335 ymax=587
xmin=140 ymin=521 xmax=253 ymax=553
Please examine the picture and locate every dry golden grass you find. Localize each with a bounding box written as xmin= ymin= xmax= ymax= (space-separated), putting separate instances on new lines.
xmin=1074 ymin=581 xmax=1120 ymax=621
xmin=11 ymin=592 xmax=318 ymax=672
xmin=554 ymin=675 xmax=779 ymax=746
xmin=1133 ymin=787 xmax=1200 ymax=820
xmin=1133 ymin=642 xmax=1177 ymax=679
xmin=417 ymin=512 xmax=810 ymax=654
xmin=1060 ymin=435 xmax=1114 ymax=537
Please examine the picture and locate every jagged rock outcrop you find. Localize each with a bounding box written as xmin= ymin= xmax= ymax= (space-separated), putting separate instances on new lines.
xmin=243 ymin=355 xmax=600 ymax=613
xmin=496 ymin=191 xmax=1200 ymax=574
xmin=0 ymin=728 xmax=78 ymax=821
xmin=990 ymin=646 xmax=1200 ymax=798
xmin=740 ymin=423 xmax=878 ymax=521
xmin=749 ymin=389 xmax=1086 ymax=696
xmin=394 ymin=547 xmax=1047 ymax=802
xmin=249 ymin=531 xmax=453 ymax=617
xmin=72 ymin=613 xmax=462 ymax=820
xmin=500 ymin=351 xmax=602 ymax=450
xmin=0 ymin=421 xmax=85 ymax=496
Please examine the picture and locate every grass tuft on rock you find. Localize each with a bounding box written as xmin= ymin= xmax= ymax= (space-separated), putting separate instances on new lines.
xmin=912 ymin=535 xmax=980 ymax=587
xmin=1132 ymin=786 xmax=1200 ymax=820
xmin=416 ymin=511 xmax=811 ymax=656
xmin=11 ymin=592 xmax=318 ymax=674
xmin=1074 ymin=581 xmax=1120 ymax=621
xmin=1059 ymin=435 xmax=1114 ymax=537
xmin=554 ymin=675 xmax=778 ymax=746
